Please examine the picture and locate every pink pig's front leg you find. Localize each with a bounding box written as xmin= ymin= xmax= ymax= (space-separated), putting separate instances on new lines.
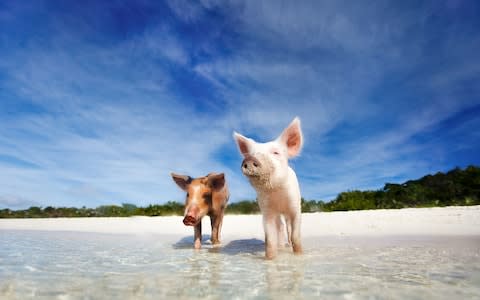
xmin=290 ymin=212 xmax=303 ymax=254
xmin=263 ymin=214 xmax=279 ymax=259
xmin=276 ymin=215 xmax=288 ymax=248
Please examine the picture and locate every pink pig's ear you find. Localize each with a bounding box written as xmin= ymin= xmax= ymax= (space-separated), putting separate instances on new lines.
xmin=171 ymin=173 xmax=192 ymax=191
xmin=233 ymin=132 xmax=253 ymax=156
xmin=278 ymin=117 xmax=303 ymax=158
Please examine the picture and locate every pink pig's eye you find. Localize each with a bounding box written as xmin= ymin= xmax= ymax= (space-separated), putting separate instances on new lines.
xmin=273 ymin=151 xmax=280 ymax=155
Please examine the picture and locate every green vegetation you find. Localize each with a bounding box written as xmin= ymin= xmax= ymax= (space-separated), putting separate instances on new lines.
xmin=1 ymin=166 xmax=479 ymax=218
xmin=227 ymin=200 xmax=260 ymax=214
xmin=297 ymin=165 xmax=480 ymax=212
xmin=0 ymin=201 xmax=261 ymax=218
xmin=323 ymin=165 xmax=480 ymax=211
xmin=0 ymin=202 xmax=184 ymax=218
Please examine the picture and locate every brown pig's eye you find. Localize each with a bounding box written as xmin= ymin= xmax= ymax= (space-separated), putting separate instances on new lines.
xmin=273 ymin=151 xmax=280 ymax=155
xmin=203 ymin=193 xmax=212 ymax=201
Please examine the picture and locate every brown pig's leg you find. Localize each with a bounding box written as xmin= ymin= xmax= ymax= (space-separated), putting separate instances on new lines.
xmin=210 ymin=214 xmax=223 ymax=245
xmin=194 ymin=221 xmax=202 ymax=249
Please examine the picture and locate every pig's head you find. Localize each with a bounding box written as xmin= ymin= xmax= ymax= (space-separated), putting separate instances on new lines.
xmin=233 ymin=117 xmax=303 ymax=190
xmin=171 ymin=172 xmax=226 ymax=226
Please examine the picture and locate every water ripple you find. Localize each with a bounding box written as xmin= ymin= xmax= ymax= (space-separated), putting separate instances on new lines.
xmin=0 ymin=231 xmax=479 ymax=299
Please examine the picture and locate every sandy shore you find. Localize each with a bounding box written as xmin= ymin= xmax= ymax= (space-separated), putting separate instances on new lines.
xmin=1 ymin=206 xmax=479 ymax=239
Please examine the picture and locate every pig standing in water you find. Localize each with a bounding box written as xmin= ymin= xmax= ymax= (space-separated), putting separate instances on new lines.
xmin=233 ymin=117 xmax=303 ymax=259
xmin=171 ymin=172 xmax=229 ymax=249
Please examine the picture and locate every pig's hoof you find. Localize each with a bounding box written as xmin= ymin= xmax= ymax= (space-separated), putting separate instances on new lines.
xmin=293 ymin=247 xmax=303 ymax=255
xmin=265 ymin=254 xmax=276 ymax=260
xmin=212 ymin=242 xmax=222 ymax=248
xmin=265 ymin=249 xmax=277 ymax=260
xmin=194 ymin=241 xmax=201 ymax=249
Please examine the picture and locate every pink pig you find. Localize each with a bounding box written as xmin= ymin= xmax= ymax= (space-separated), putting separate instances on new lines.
xmin=233 ymin=117 xmax=304 ymax=259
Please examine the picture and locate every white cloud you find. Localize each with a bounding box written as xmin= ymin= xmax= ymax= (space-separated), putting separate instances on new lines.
xmin=166 ymin=0 xmax=205 ymax=23
xmin=140 ymin=25 xmax=190 ymax=65
xmin=1 ymin=0 xmax=479 ymax=209
xmin=0 ymin=98 xmax=257 ymax=206
xmin=0 ymin=20 xmax=256 ymax=207
xmin=0 ymin=194 xmax=40 ymax=210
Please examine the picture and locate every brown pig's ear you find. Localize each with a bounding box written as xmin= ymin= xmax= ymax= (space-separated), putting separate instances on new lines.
xmin=171 ymin=173 xmax=192 ymax=191
xmin=207 ymin=173 xmax=225 ymax=191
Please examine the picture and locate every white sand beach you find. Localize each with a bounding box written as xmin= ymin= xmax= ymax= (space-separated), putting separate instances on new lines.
xmin=1 ymin=206 xmax=479 ymax=238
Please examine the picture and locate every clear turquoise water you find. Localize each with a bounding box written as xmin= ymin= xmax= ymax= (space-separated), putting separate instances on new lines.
xmin=1 ymin=231 xmax=479 ymax=299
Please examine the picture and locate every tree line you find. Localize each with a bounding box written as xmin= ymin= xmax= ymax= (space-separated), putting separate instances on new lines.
xmin=321 ymin=165 xmax=480 ymax=211
xmin=1 ymin=165 xmax=479 ymax=218
xmin=0 ymin=201 xmax=260 ymax=218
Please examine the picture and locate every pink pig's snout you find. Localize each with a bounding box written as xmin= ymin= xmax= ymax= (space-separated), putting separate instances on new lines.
xmin=242 ymin=155 xmax=262 ymax=176
xmin=183 ymin=206 xmax=200 ymax=226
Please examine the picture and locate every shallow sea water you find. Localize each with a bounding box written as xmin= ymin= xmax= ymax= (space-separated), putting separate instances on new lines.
xmin=1 ymin=231 xmax=479 ymax=299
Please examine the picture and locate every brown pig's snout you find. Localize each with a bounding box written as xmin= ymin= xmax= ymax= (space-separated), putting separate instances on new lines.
xmin=183 ymin=215 xmax=196 ymax=226
xmin=242 ymin=155 xmax=262 ymax=171
xmin=183 ymin=206 xmax=200 ymax=226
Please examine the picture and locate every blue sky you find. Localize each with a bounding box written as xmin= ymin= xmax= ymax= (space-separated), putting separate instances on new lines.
xmin=1 ymin=0 xmax=479 ymax=209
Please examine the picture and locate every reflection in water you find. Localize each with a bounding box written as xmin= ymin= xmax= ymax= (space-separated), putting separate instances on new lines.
xmin=265 ymin=255 xmax=305 ymax=298
xmin=174 ymin=247 xmax=225 ymax=298
xmin=0 ymin=231 xmax=479 ymax=299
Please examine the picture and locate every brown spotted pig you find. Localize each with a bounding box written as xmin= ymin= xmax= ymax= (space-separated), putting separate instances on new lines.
xmin=171 ymin=172 xmax=229 ymax=249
